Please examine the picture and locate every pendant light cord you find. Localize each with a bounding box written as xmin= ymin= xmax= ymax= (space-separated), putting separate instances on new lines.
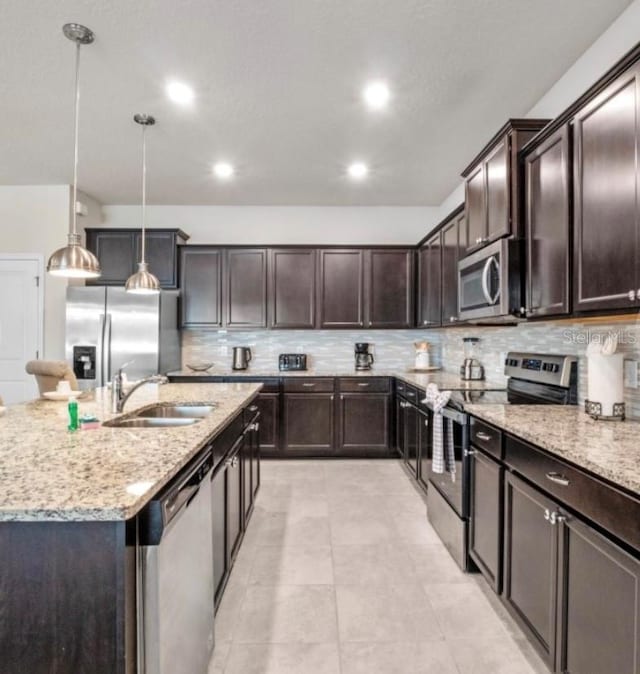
xmin=141 ymin=123 xmax=147 ymax=264
xmin=71 ymin=40 xmax=81 ymax=237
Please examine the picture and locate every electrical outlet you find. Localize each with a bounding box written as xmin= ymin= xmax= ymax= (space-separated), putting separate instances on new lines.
xmin=624 ymin=359 xmax=638 ymax=389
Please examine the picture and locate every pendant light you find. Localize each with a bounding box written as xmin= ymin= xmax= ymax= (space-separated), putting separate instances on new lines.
xmin=125 ymin=114 xmax=160 ymax=294
xmin=47 ymin=23 xmax=101 ymax=279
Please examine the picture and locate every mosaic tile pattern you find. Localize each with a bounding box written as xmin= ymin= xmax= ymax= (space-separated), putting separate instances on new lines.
xmin=183 ymin=315 xmax=640 ymax=418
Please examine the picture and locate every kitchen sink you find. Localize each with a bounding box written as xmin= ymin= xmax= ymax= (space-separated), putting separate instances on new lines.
xmin=103 ymin=417 xmax=201 ymax=428
xmin=131 ymin=403 xmax=216 ymax=419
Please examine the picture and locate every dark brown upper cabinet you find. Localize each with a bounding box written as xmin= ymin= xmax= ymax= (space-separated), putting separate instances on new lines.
xmin=441 ymin=208 xmax=466 ymax=325
xmin=365 ymin=249 xmax=414 ymax=328
xmin=461 ymin=119 xmax=550 ymax=254
xmin=225 ymin=248 xmax=268 ymax=328
xmin=523 ymin=124 xmax=572 ymax=318
xmin=85 ymin=228 xmax=188 ymax=288
xmin=418 ymin=234 xmax=442 ymax=328
xmin=573 ymin=64 xmax=640 ymax=313
xmin=180 ymin=247 xmax=223 ymax=328
xmin=317 ymin=249 xmax=365 ymax=328
xmin=269 ymin=248 xmax=316 ymax=329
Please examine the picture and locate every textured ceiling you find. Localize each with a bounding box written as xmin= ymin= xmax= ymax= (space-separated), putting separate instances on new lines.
xmin=0 ymin=0 xmax=632 ymax=205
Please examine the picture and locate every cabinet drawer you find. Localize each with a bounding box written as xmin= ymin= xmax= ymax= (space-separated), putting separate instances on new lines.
xmin=402 ymin=385 xmax=419 ymax=402
xmin=339 ymin=377 xmax=390 ymax=393
xmin=505 ymin=434 xmax=640 ymax=552
xmin=283 ymin=377 xmax=335 ymax=393
xmin=470 ymin=417 xmax=503 ymax=460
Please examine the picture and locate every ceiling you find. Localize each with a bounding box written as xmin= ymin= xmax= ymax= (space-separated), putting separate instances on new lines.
xmin=0 ymin=0 xmax=632 ymax=206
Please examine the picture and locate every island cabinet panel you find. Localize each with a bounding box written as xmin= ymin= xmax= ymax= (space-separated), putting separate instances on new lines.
xmin=524 ymin=124 xmax=571 ymax=318
xmin=574 ymin=65 xmax=640 ymax=312
xmin=0 ymin=520 xmax=136 ymax=674
xmin=317 ymin=249 xmax=365 ymax=328
xmin=365 ymin=249 xmax=414 ymax=328
xmin=225 ymin=248 xmax=268 ymax=328
xmin=269 ymin=248 xmax=316 ymax=328
xmin=226 ymin=437 xmax=244 ymax=563
xmin=503 ymin=472 xmax=559 ymax=667
xmin=86 ymin=228 xmax=187 ymax=288
xmin=417 ymin=234 xmax=442 ymax=328
xmin=180 ymin=247 xmax=223 ymax=327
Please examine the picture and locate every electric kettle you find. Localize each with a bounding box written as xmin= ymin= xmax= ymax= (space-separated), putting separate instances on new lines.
xmin=232 ymin=346 xmax=252 ymax=370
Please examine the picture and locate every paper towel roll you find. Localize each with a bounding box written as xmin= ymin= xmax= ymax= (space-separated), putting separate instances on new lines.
xmin=587 ymin=353 xmax=624 ymax=417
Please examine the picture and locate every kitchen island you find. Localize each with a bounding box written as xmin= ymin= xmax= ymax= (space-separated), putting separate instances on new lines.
xmin=0 ymin=382 xmax=261 ymax=674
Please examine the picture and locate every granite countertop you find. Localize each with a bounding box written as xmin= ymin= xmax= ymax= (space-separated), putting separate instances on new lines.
xmin=0 ymin=382 xmax=261 ymax=522
xmin=465 ymin=404 xmax=640 ymax=496
xmin=169 ymin=368 xmax=507 ymax=393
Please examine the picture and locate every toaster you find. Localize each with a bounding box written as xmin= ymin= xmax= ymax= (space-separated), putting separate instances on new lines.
xmin=279 ymin=354 xmax=308 ymax=371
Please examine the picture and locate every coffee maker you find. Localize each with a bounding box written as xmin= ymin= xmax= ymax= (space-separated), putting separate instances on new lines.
xmin=355 ymin=342 xmax=374 ymax=371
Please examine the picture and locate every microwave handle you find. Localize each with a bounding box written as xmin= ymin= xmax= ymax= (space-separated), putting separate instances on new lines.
xmin=481 ymin=256 xmax=501 ymax=306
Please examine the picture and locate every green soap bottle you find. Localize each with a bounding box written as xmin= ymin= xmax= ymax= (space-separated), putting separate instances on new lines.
xmin=68 ymin=400 xmax=79 ymax=432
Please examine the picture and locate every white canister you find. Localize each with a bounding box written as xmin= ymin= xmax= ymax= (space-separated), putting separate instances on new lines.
xmin=587 ymin=353 xmax=624 ymax=417
xmin=415 ymin=351 xmax=431 ymax=369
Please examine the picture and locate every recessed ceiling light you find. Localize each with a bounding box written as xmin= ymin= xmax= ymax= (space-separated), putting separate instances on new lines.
xmin=166 ymin=80 xmax=195 ymax=105
xmin=348 ymin=162 xmax=369 ymax=180
xmin=363 ymin=81 xmax=390 ymax=110
xmin=213 ymin=162 xmax=235 ymax=179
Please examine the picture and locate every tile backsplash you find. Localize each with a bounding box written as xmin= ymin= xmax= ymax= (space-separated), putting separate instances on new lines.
xmin=183 ymin=315 xmax=640 ymax=418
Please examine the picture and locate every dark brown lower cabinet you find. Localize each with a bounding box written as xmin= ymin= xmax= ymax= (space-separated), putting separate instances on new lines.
xmin=503 ymin=472 xmax=558 ymax=667
xmin=283 ymin=392 xmax=335 ymax=455
xmin=211 ymin=462 xmax=228 ymax=607
xmin=404 ymin=401 xmax=419 ymax=477
xmin=226 ymin=438 xmax=243 ymax=564
xmin=417 ymin=408 xmax=431 ymax=491
xmin=336 ymin=392 xmax=390 ymax=454
xmin=395 ymin=395 xmax=405 ymax=458
xmin=469 ymin=448 xmax=503 ymax=593
xmin=255 ymin=392 xmax=280 ymax=455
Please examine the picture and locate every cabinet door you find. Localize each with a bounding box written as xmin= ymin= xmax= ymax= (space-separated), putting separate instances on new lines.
xmin=227 ymin=444 xmax=243 ymax=563
xmin=441 ymin=214 xmax=465 ymax=325
xmin=317 ymin=250 xmax=364 ymax=328
xmin=418 ymin=237 xmax=442 ymax=328
xmin=465 ymin=164 xmax=486 ymax=251
xmin=574 ymin=66 xmax=640 ymax=312
xmin=337 ymin=393 xmax=390 ymax=454
xmin=366 ymin=249 xmax=414 ymax=328
xmin=485 ymin=139 xmax=510 ymax=242
xmin=211 ymin=463 xmax=228 ymax=607
xmin=503 ymin=472 xmax=558 ymax=667
xmin=469 ymin=449 xmax=503 ymax=593
xmin=86 ymin=230 xmax=135 ymax=284
xmin=395 ymin=396 xmax=405 ymax=458
xmin=404 ymin=402 xmax=419 ymax=477
xmin=283 ymin=393 xmax=335 ymax=454
xmin=557 ymin=516 xmax=640 ymax=674
xmin=242 ymin=429 xmax=253 ymax=523
xmin=134 ymin=231 xmax=178 ymax=288
xmin=251 ymin=423 xmax=260 ymax=501
xmin=225 ymin=249 xmax=268 ymax=328
xmin=525 ymin=126 xmax=571 ymax=317
xmin=417 ymin=409 xmax=430 ymax=490
xmin=255 ymin=392 xmax=280 ymax=454
xmin=180 ymin=248 xmax=223 ymax=327
xmin=269 ymin=249 xmax=316 ymax=328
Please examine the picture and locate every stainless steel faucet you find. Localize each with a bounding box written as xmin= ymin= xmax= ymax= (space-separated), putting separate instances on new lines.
xmin=111 ymin=369 xmax=168 ymax=414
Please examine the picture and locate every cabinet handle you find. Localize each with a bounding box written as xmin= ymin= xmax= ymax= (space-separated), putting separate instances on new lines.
xmin=340 ymin=394 xmax=344 ymax=400
xmin=475 ymin=431 xmax=492 ymax=442
xmin=357 ymin=382 xmax=370 ymax=387
xmin=554 ymin=513 xmax=567 ymax=524
xmin=628 ymin=290 xmax=636 ymax=301
xmin=449 ymin=316 xmax=457 ymax=322
xmin=545 ymin=472 xmax=570 ymax=487
xmin=302 ymin=382 xmax=316 ymax=387
xmin=543 ymin=508 xmax=550 ymax=521
xmin=424 ymin=418 xmax=429 ymax=427
xmin=464 ymin=449 xmax=476 ymax=457
xmin=231 ymin=456 xmax=239 ymax=468
xmin=249 ymin=405 xmax=258 ymax=412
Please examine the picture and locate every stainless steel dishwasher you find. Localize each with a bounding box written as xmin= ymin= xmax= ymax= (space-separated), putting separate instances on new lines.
xmin=138 ymin=450 xmax=215 ymax=674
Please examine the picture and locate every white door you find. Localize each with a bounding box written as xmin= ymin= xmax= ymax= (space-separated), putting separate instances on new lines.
xmin=0 ymin=257 xmax=43 ymax=404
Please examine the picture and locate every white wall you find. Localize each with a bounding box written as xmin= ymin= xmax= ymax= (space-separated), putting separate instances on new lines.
xmin=102 ymin=205 xmax=440 ymax=245
xmin=0 ymin=185 xmax=71 ymax=359
xmin=434 ymin=0 xmax=640 ymax=226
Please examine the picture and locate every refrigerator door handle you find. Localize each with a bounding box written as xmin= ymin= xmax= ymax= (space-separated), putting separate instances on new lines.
xmin=104 ymin=313 xmax=113 ymax=384
xmin=98 ymin=313 xmax=106 ymax=387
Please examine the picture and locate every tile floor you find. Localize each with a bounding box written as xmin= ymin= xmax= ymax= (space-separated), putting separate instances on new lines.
xmin=208 ymin=459 xmax=548 ymax=674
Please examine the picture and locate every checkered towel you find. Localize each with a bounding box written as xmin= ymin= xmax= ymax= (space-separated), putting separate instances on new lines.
xmin=424 ymin=384 xmax=455 ymax=478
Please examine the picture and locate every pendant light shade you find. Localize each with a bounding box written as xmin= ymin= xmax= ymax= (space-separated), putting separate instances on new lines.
xmin=125 ymin=114 xmax=160 ymax=295
xmin=47 ymin=23 xmax=102 ymax=280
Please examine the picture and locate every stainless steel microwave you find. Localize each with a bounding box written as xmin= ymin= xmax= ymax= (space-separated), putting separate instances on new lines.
xmin=457 ymin=238 xmax=523 ymax=321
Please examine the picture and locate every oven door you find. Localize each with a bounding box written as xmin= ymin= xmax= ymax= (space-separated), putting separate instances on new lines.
xmin=458 ymin=238 xmax=517 ymax=321
xmin=427 ymin=406 xmax=469 ymax=518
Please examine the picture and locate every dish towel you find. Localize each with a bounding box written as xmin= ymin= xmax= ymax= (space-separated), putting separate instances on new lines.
xmin=424 ymin=384 xmax=455 ymax=478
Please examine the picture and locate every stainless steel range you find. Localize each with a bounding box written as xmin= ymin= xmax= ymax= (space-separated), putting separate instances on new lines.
xmin=423 ymin=352 xmax=578 ymax=571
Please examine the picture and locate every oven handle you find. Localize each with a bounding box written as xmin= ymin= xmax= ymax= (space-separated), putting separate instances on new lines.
xmin=481 ymin=255 xmax=501 ymax=306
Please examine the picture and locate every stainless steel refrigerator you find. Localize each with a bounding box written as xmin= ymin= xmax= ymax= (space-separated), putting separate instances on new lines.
xmin=65 ymin=286 xmax=180 ymax=390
